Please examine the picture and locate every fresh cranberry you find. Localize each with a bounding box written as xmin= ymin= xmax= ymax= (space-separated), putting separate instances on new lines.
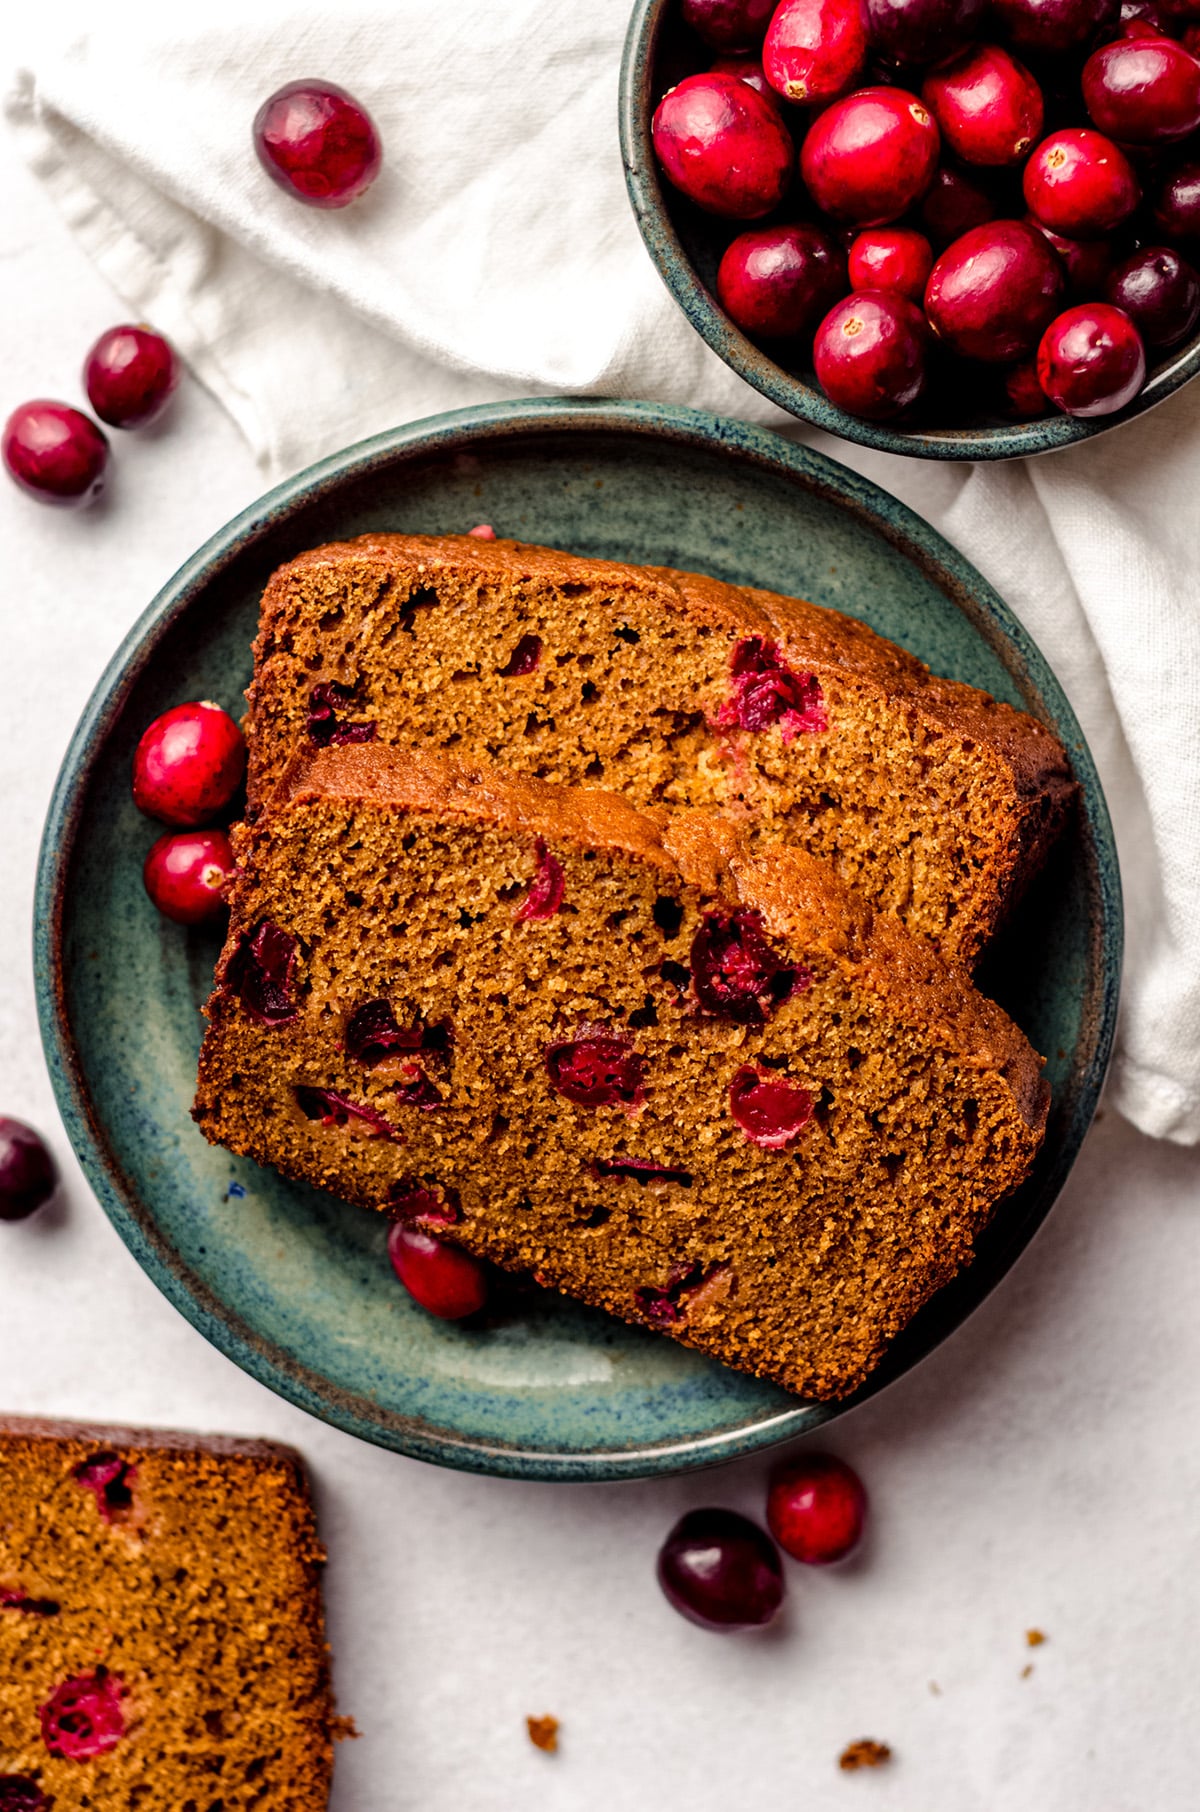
xmin=1153 ymin=160 xmax=1200 ymax=236
xmin=1119 ymin=0 xmax=1173 ymax=35
xmin=226 ymin=921 xmax=298 ymax=1027
xmin=306 ymin=681 xmax=376 ymax=747
xmin=0 ymin=1119 xmax=56 ymax=1223
xmin=920 ymin=164 xmax=996 ymax=246
xmin=1025 ymin=218 xmax=1115 ymax=295
xmin=0 ymin=1782 xmax=47 ymax=1811
xmin=657 ymin=1508 xmax=785 ymax=1631
xmin=652 ymin=73 xmax=794 ymax=218
xmin=728 ymin=1066 xmax=815 ymax=1147
xmin=387 ymin=1223 xmax=488 ymax=1319
xmin=516 ymin=838 xmax=565 ymax=921
xmin=73 ymin=1453 xmax=136 ymax=1523
xmin=253 ymin=79 xmax=381 ymax=208
xmin=766 ymin=1452 xmax=867 ymax=1563
xmin=1106 ymin=243 xmax=1200 ymax=345
xmin=1083 ymin=38 xmax=1200 ymax=142
xmin=716 ymin=636 xmax=827 ymax=734
xmin=1037 ymin=302 xmax=1147 ymax=415
xmin=923 ymin=45 xmax=1043 ymax=167
xmin=39 ymin=1669 xmax=126 ymax=1760
xmin=593 ymin=1156 xmax=695 ymax=1185
xmin=132 ymin=700 xmax=246 ymax=827
xmin=847 ymin=226 xmax=933 ymax=299
xmin=143 ymin=828 xmax=233 ymax=926
xmin=813 ymin=289 xmax=930 ymax=417
xmin=1003 ymin=358 xmax=1052 ymax=415
xmin=801 ymin=86 xmax=940 ymax=224
xmin=925 ymin=220 xmax=1064 ymax=361
xmin=763 ymin=0 xmax=868 ymax=106
xmin=498 ymin=633 xmax=542 ymax=677
xmin=83 ymin=325 xmax=178 ymax=429
xmin=467 ymin=522 xmax=496 ymax=539
xmin=689 ymin=908 xmax=801 ymax=1025
xmin=389 ymin=1178 xmax=461 ymax=1225
xmin=682 ymin=0 xmax=777 ymax=50
xmin=1023 ymin=128 xmax=1139 ymax=239
xmin=717 ymin=223 xmax=846 ymax=338
xmin=2 ymin=401 xmax=108 ymax=509
xmin=545 ymin=1034 xmax=644 ymax=1108
xmin=709 ymin=54 xmax=772 ymax=95
xmin=865 ymin=0 xmax=986 ymax=64
xmin=992 ymin=0 xmax=1118 ymax=54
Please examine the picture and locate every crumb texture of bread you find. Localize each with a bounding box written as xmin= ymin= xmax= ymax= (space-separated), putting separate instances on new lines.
xmin=194 ymin=745 xmax=1048 ymax=1402
xmin=0 ymin=1416 xmax=334 ymax=1809
xmin=243 ymin=533 xmax=1075 ymax=967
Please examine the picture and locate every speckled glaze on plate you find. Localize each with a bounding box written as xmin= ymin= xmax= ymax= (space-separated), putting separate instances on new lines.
xmin=619 ymin=0 xmax=1200 ymax=461
xmin=35 ymin=399 xmax=1121 ymax=1480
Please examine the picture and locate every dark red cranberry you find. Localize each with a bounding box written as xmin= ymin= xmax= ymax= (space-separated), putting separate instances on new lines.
xmin=1025 ymin=218 xmax=1115 ymax=295
xmin=295 ymin=1086 xmax=402 ymax=1140
xmin=388 ymin=1223 xmax=488 ymax=1319
xmin=1106 ymin=243 xmax=1200 ymax=345
xmin=226 ymin=921 xmax=298 ymax=1027
xmin=394 ymin=1065 xmax=444 ymax=1111
xmin=766 ymin=1452 xmax=867 ymax=1563
xmin=993 ymin=0 xmax=1118 ymax=54
xmin=1024 ymin=129 xmax=1140 ymax=237
xmin=515 ymin=838 xmax=565 ymax=921
xmin=652 ymin=73 xmax=794 ymax=218
xmin=593 ymin=1156 xmax=695 ymax=1186
xmin=728 ymin=1066 xmax=815 ymax=1147
xmin=143 ymin=829 xmax=233 ymax=926
xmin=1083 ymin=38 xmax=1200 ymax=142
xmin=920 ymin=164 xmax=996 ymax=246
xmin=83 ymin=325 xmax=178 ymax=429
xmin=389 ymin=1178 xmax=461 ymax=1225
xmin=689 ymin=908 xmax=800 ymax=1025
xmin=545 ymin=1034 xmax=644 ymax=1108
xmin=657 ymin=1508 xmax=785 ymax=1631
xmin=306 ymin=681 xmax=376 ymax=747
xmin=709 ymin=54 xmax=772 ymax=95
xmin=345 ymin=1001 xmax=451 ymax=1068
xmin=73 ymin=1453 xmax=135 ymax=1523
xmin=39 ymin=1669 xmax=126 ymax=1760
xmin=0 ymin=1781 xmax=47 ymax=1811
xmin=682 ymin=0 xmax=777 ymax=50
xmin=1119 ymin=0 xmax=1172 ymax=36
xmin=0 ymin=1586 xmax=60 ymax=1616
xmin=132 ymin=700 xmax=246 ymax=827
xmin=2 ymin=401 xmax=108 ymax=509
xmin=763 ymin=0 xmax=869 ymax=106
xmin=865 ymin=0 xmax=986 ymax=64
xmin=801 ymin=86 xmax=940 ymax=224
xmin=813 ymin=289 xmax=930 ymax=417
xmin=925 ymin=220 xmax=1064 ymax=361
xmin=847 ymin=226 xmax=933 ymax=299
xmin=253 ymin=79 xmax=381 ymax=208
xmin=717 ymin=224 xmax=847 ymax=339
xmin=716 ymin=636 xmax=828 ymax=734
xmin=1003 ymin=358 xmax=1052 ymax=415
xmin=1153 ymin=160 xmax=1200 ymax=236
xmin=923 ymin=45 xmax=1043 ymax=167
xmin=498 ymin=633 xmax=542 ymax=677
xmin=1037 ymin=302 xmax=1147 ymax=415
xmin=0 ymin=1119 xmax=56 ymax=1223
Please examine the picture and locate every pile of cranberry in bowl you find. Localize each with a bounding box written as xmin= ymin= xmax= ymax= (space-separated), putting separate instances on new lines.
xmin=621 ymin=0 xmax=1200 ymax=456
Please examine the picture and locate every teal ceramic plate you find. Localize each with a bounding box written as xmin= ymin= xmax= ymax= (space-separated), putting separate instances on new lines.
xmin=35 ymin=399 xmax=1122 ymax=1480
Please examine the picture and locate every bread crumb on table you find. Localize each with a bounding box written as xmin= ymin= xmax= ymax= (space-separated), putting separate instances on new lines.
xmin=332 ymin=1714 xmax=361 ymax=1740
xmin=527 ymin=1714 xmax=560 ymax=1754
xmin=1026 ymin=1628 xmax=1047 ymax=1647
xmin=839 ymin=1739 xmax=892 ymax=1771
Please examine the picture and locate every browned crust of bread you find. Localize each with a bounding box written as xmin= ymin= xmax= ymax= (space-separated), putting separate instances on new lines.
xmin=0 ymin=1413 xmax=309 ymax=1470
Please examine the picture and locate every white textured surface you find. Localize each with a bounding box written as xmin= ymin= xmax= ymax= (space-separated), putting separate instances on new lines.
xmin=3 ymin=40 xmax=1200 ymax=1812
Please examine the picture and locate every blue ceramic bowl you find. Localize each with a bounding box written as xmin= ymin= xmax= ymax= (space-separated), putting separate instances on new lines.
xmin=619 ymin=0 xmax=1200 ymax=461
xmin=35 ymin=399 xmax=1121 ymax=1480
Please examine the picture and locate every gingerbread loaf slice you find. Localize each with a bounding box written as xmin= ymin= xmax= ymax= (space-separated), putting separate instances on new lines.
xmin=194 ymin=744 xmax=1048 ymax=1401
xmin=243 ymin=532 xmax=1074 ymax=968
xmin=0 ymin=1417 xmax=335 ymax=1809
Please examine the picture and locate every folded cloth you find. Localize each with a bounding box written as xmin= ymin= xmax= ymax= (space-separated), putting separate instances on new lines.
xmin=8 ymin=1 xmax=1200 ymax=1140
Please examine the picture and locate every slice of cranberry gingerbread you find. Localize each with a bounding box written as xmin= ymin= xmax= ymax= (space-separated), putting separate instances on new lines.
xmin=194 ymin=743 xmax=1048 ymax=1402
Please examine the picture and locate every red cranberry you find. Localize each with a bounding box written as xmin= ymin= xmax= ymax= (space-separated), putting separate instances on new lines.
xmin=1024 ymin=129 xmax=1139 ymax=237
xmin=717 ymin=223 xmax=847 ymax=338
xmin=515 ymin=838 xmax=566 ymax=921
xmin=1083 ymin=38 xmax=1200 ymax=143
xmin=813 ymin=289 xmax=930 ymax=417
xmin=0 ymin=1119 xmax=56 ymax=1223
xmin=801 ymin=86 xmax=940 ymax=224
xmin=923 ymin=45 xmax=1043 ymax=167
xmin=132 ymin=700 xmax=246 ymax=827
xmin=0 ymin=1780 xmax=46 ymax=1810
xmin=1119 ymin=0 xmax=1173 ymax=35
xmin=925 ymin=220 xmax=1064 ymax=361
xmin=296 ymin=1086 xmax=402 ymax=1139
xmin=992 ymin=0 xmax=1118 ymax=54
xmin=143 ymin=829 xmax=233 ymax=926
xmin=467 ymin=522 xmax=496 ymax=539
xmin=2 ymin=401 xmax=107 ymax=509
xmin=73 ymin=1453 xmax=135 ymax=1523
xmin=226 ymin=921 xmax=298 ymax=1027
xmin=657 ymin=1508 xmax=785 ymax=1631
xmin=1105 ymin=243 xmax=1200 ymax=345
xmin=388 ymin=1223 xmax=488 ymax=1319
xmin=709 ymin=54 xmax=772 ymax=95
xmin=717 ymin=637 xmax=827 ymax=735
xmin=652 ymin=73 xmax=794 ymax=217
xmin=689 ymin=908 xmax=801 ymax=1025
xmin=766 ymin=1452 xmax=867 ymax=1564
xmin=345 ymin=1002 xmax=452 ymax=1068
xmin=306 ymin=681 xmax=376 ymax=747
xmin=728 ymin=1066 xmax=815 ymax=1147
xmin=593 ymin=1156 xmax=695 ymax=1185
xmin=1153 ymin=160 xmax=1200 ymax=236
xmin=865 ymin=0 xmax=986 ymax=65
xmin=1025 ymin=218 xmax=1115 ymax=295
xmin=682 ymin=0 xmax=776 ymax=50
xmin=498 ymin=633 xmax=542 ymax=677
xmin=1037 ymin=302 xmax=1147 ymax=415
xmin=763 ymin=0 xmax=868 ymax=106
xmin=39 ymin=1669 xmax=126 ymax=1760
xmin=920 ymin=164 xmax=996 ymax=246
xmin=389 ymin=1179 xmax=461 ymax=1226
xmin=847 ymin=226 xmax=933 ymax=299
xmin=253 ymin=79 xmax=381 ymax=208
xmin=545 ymin=1034 xmax=644 ymax=1108
xmin=1003 ymin=358 xmax=1052 ymax=415
xmin=0 ymin=1586 xmax=60 ymax=1616
xmin=83 ymin=325 xmax=178 ymax=429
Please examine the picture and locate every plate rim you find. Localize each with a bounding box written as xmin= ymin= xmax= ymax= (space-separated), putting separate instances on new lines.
xmin=33 ymin=396 xmax=1124 ymax=1481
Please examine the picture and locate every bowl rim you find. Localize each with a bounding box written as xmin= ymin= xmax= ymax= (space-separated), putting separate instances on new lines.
xmin=618 ymin=0 xmax=1200 ymax=462
xmin=34 ymin=395 xmax=1123 ymax=1480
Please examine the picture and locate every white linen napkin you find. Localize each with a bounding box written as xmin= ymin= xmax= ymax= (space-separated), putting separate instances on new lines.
xmin=9 ymin=1 xmax=1200 ymax=1141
